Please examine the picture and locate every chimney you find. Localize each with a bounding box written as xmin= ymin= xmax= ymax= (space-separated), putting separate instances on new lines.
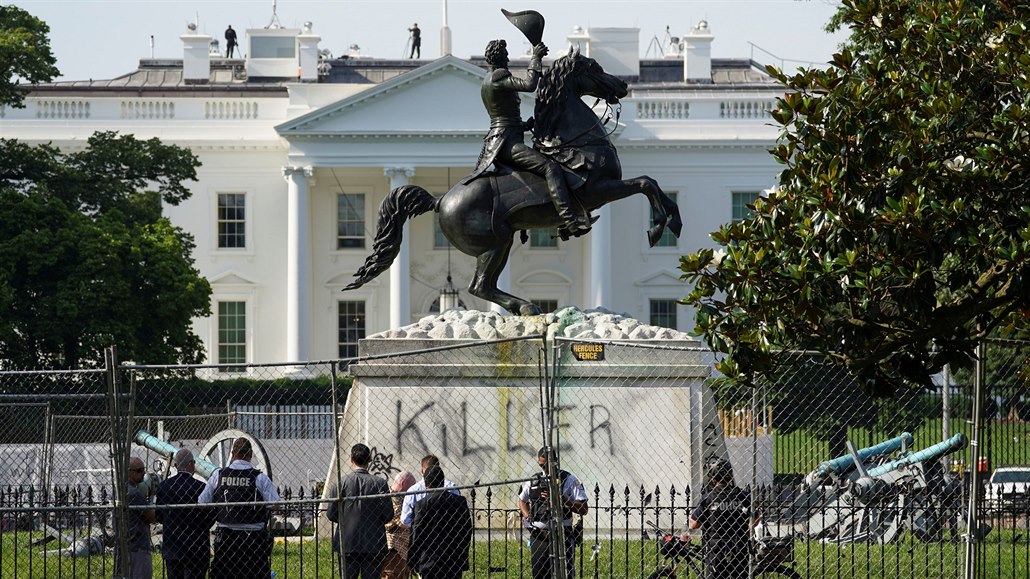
xmin=566 ymin=27 xmax=639 ymax=78
xmin=683 ymin=20 xmax=713 ymax=83
xmin=567 ymin=25 xmax=590 ymax=53
xmin=298 ymin=21 xmax=321 ymax=81
xmin=181 ymin=24 xmax=212 ymax=84
xmin=440 ymin=0 xmax=452 ymax=56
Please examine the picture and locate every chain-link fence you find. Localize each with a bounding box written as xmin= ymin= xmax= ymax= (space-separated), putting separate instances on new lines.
xmin=1 ymin=336 xmax=1029 ymax=578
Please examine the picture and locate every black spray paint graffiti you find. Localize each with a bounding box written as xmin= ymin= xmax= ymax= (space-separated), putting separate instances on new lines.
xmin=702 ymin=422 xmax=721 ymax=462
xmin=589 ymin=405 xmax=614 ymax=455
xmin=367 ymin=446 xmax=401 ymax=480
xmin=394 ymin=399 xmax=615 ymax=458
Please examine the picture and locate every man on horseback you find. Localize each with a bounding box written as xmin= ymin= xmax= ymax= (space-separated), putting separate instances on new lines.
xmin=462 ymin=38 xmax=593 ymax=240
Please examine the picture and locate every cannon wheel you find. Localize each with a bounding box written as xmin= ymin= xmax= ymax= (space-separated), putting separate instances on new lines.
xmin=199 ymin=429 xmax=273 ymax=481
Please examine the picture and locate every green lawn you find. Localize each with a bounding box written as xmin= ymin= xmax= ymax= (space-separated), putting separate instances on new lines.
xmin=3 ymin=530 xmax=1028 ymax=578
xmin=771 ymin=418 xmax=1030 ymax=475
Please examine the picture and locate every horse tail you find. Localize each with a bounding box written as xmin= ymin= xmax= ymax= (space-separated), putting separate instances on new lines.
xmin=344 ymin=185 xmax=439 ymax=290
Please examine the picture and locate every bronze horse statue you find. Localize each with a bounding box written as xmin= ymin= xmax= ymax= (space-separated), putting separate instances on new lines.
xmin=345 ymin=49 xmax=682 ymax=315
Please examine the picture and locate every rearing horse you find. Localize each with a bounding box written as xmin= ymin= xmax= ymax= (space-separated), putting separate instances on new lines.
xmin=345 ymin=50 xmax=682 ymax=315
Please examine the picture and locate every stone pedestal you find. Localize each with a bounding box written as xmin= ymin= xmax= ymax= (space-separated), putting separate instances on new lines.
xmin=324 ymin=307 xmax=764 ymax=525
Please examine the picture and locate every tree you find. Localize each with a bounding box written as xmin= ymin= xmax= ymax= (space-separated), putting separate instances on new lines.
xmin=0 ymin=132 xmax=210 ymax=369
xmin=0 ymin=5 xmax=59 ymax=108
xmin=681 ymin=0 xmax=1030 ymax=397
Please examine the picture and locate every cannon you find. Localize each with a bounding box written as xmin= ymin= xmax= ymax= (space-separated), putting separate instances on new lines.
xmin=766 ymin=433 xmax=971 ymax=544
xmin=771 ymin=433 xmax=915 ymax=535
xmin=808 ymin=432 xmax=914 ymax=485
xmin=829 ymin=433 xmax=971 ymax=544
xmin=133 ymin=428 xmax=272 ymax=480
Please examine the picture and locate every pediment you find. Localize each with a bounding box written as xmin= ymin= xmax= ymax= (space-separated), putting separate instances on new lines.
xmin=634 ymin=270 xmax=684 ymax=287
xmin=209 ymin=270 xmax=259 ymax=286
xmin=517 ymin=270 xmax=573 ymax=286
xmin=325 ymin=272 xmax=380 ymax=287
xmin=278 ymin=56 xmax=532 ymax=137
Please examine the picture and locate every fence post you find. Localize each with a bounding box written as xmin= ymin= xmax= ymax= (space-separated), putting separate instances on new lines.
xmin=749 ymin=377 xmax=759 ymax=579
xmin=544 ymin=337 xmax=570 ymax=579
xmin=963 ymin=340 xmax=986 ymax=579
xmin=105 ymin=346 xmax=131 ymax=579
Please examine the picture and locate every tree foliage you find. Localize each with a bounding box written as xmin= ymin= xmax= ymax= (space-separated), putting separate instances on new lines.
xmin=0 ymin=5 xmax=58 ymax=108
xmin=0 ymin=132 xmax=210 ymax=368
xmin=681 ymin=0 xmax=1030 ymax=396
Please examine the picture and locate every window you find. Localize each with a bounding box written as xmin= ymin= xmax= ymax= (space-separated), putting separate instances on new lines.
xmin=649 ymin=299 xmax=678 ymax=330
xmin=529 ymin=228 xmax=558 ymax=248
xmin=433 ymin=214 xmax=450 ymax=249
xmin=217 ymin=193 xmax=246 ymax=249
xmin=217 ymin=301 xmax=247 ymax=372
xmin=531 ymin=299 xmax=559 ymax=314
xmin=732 ymin=191 xmax=760 ymax=222
xmin=337 ymin=193 xmax=365 ymax=249
xmin=338 ymin=301 xmax=366 ymax=359
xmin=653 ymin=192 xmax=678 ymax=247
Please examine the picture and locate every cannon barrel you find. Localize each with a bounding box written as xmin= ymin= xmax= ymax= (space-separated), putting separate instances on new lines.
xmin=134 ymin=430 xmax=220 ymax=479
xmin=815 ymin=432 xmax=914 ymax=479
xmin=865 ymin=433 xmax=968 ymax=479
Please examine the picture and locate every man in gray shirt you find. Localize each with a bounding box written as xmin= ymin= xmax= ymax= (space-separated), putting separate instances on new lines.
xmin=116 ymin=456 xmax=156 ymax=578
xmin=327 ymin=443 xmax=393 ymax=578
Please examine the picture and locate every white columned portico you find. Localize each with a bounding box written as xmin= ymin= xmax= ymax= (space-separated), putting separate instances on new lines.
xmin=385 ymin=166 xmax=416 ymax=328
xmin=282 ymin=165 xmax=314 ymax=364
xmin=590 ymin=205 xmax=613 ymax=307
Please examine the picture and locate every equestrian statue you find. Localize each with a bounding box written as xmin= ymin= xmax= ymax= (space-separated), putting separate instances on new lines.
xmin=345 ymin=9 xmax=682 ymax=316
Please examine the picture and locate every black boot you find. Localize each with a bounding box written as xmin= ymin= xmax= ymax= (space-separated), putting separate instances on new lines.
xmin=546 ymin=166 xmax=592 ymax=239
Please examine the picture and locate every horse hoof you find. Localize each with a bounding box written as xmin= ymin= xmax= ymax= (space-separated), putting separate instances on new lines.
xmin=519 ymin=304 xmax=542 ymax=316
xmin=559 ymin=222 xmax=592 ymax=239
xmin=670 ymin=219 xmax=683 ymax=238
xmin=647 ymin=226 xmax=662 ymax=247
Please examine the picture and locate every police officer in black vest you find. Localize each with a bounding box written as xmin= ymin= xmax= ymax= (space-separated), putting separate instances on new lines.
xmin=518 ymin=447 xmax=588 ymax=579
xmin=681 ymin=458 xmax=752 ymax=579
xmin=199 ymin=437 xmax=281 ymax=579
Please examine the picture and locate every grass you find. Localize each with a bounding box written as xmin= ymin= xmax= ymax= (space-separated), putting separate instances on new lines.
xmin=3 ymin=529 xmax=1029 ymax=578
xmin=771 ymin=418 xmax=1030 ymax=475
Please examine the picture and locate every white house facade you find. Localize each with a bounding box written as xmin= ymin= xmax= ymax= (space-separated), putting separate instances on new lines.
xmin=1 ymin=21 xmax=783 ymax=369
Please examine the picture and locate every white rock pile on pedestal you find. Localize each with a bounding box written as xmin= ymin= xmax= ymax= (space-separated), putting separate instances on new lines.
xmin=366 ymin=306 xmax=692 ymax=341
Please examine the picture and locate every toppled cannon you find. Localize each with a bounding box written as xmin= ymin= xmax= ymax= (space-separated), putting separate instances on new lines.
xmin=133 ymin=428 xmax=272 ymax=480
xmin=808 ymin=432 xmax=914 ymax=486
xmin=768 ymin=433 xmax=970 ymax=544
xmin=134 ymin=431 xmax=221 ymax=479
xmin=771 ymin=433 xmax=914 ymax=536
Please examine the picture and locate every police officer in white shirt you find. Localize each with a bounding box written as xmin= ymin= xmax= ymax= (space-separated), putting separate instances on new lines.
xmin=518 ymin=447 xmax=588 ymax=579
xmin=199 ymin=437 xmax=281 ymax=579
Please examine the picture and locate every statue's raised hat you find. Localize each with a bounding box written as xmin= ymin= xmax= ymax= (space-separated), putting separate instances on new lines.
xmin=501 ymin=8 xmax=545 ymax=45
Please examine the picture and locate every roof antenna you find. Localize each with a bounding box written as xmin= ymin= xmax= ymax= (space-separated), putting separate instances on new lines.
xmin=266 ymin=0 xmax=283 ymax=29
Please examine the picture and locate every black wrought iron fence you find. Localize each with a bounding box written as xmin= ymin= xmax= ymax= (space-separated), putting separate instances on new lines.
xmin=2 ymin=335 xmax=1030 ymax=578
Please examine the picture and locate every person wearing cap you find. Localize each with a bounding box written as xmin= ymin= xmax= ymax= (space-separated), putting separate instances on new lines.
xmin=156 ymin=448 xmax=214 ymax=579
xmin=679 ymin=457 xmax=751 ymax=579
xmin=408 ymin=23 xmax=421 ymax=58
xmin=518 ymin=447 xmax=588 ymax=579
xmin=199 ymin=437 xmax=280 ymax=579
xmin=117 ymin=456 xmax=156 ymax=579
